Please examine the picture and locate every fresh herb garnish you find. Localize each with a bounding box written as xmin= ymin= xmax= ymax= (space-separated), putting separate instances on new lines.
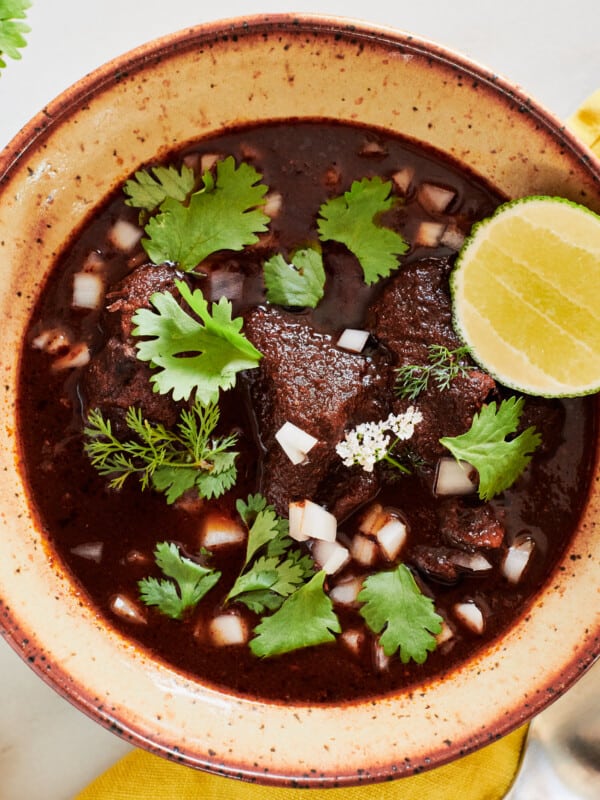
xmin=132 ymin=278 xmax=262 ymax=403
xmin=358 ymin=564 xmax=443 ymax=664
xmin=131 ymin=156 xmax=270 ymax=272
xmin=124 ymin=163 xmax=196 ymax=216
xmin=227 ymin=494 xmax=314 ymax=613
xmin=439 ymin=396 xmax=542 ymax=501
xmin=0 ymin=0 xmax=30 ymax=72
xmin=336 ymin=408 xmax=423 ymax=474
xmin=138 ymin=541 xmax=221 ymax=619
xmin=317 ymin=176 xmax=408 ymax=285
xmin=249 ymin=571 xmax=341 ymax=658
xmin=395 ymin=344 xmax=476 ymax=400
xmin=84 ymin=398 xmax=238 ymax=504
xmin=263 ymin=246 xmax=326 ymax=308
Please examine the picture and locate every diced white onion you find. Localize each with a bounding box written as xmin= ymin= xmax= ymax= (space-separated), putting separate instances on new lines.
xmin=359 ymin=503 xmax=385 ymax=535
xmin=263 ymin=191 xmax=283 ymax=217
xmin=200 ymin=153 xmax=220 ymax=172
xmin=350 ymin=533 xmax=378 ymax=567
xmin=440 ymin=224 xmax=466 ymax=251
xmin=124 ymin=549 xmax=152 ymax=567
xmin=109 ymin=593 xmax=147 ymax=625
xmin=70 ymin=541 xmax=104 ymax=563
xmin=372 ymin=640 xmax=391 ymax=672
xmin=275 ymin=422 xmax=318 ymax=465
xmin=340 ymin=628 xmax=364 ymax=656
xmin=453 ymin=601 xmax=485 ymax=634
xmin=360 ymin=140 xmax=386 ymax=156
xmin=414 ymin=221 xmax=446 ymax=247
xmin=448 ymin=552 xmax=492 ymax=572
xmin=288 ymin=499 xmax=337 ymax=542
xmin=376 ymin=518 xmax=407 ymax=561
xmin=200 ymin=512 xmax=246 ymax=549
xmin=502 ymin=538 xmax=535 ymax=584
xmin=81 ymin=251 xmax=107 ymax=273
xmin=434 ymin=458 xmax=477 ymax=496
xmin=52 ymin=342 xmax=90 ymax=371
xmin=107 ymin=218 xmax=143 ymax=252
xmin=73 ymin=272 xmax=105 ymax=309
xmin=209 ymin=613 xmax=249 ymax=646
xmin=417 ymin=182 xmax=456 ymax=213
xmin=336 ymin=328 xmax=370 ymax=353
xmin=31 ymin=327 xmax=70 ymax=354
xmin=329 ymin=575 xmax=364 ymax=606
xmin=311 ymin=539 xmax=350 ymax=575
xmin=392 ymin=167 xmax=414 ymax=194
xmin=435 ymin=619 xmax=455 ymax=646
xmin=209 ymin=270 xmax=245 ymax=302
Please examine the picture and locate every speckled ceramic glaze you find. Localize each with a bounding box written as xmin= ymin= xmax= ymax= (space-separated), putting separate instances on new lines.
xmin=0 ymin=14 xmax=598 ymax=787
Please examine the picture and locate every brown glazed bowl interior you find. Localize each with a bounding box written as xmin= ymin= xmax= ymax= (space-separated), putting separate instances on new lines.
xmin=0 ymin=14 xmax=598 ymax=787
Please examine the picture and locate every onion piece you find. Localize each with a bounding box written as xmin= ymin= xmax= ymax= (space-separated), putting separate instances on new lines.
xmin=209 ymin=270 xmax=245 ymax=302
xmin=340 ymin=628 xmax=364 ymax=656
xmin=440 ymin=223 xmax=466 ymax=251
xmin=359 ymin=140 xmax=386 ymax=156
xmin=392 ymin=166 xmax=414 ymax=194
xmin=435 ymin=619 xmax=455 ymax=646
xmin=275 ymin=422 xmax=318 ymax=465
xmin=107 ymin=218 xmax=143 ymax=252
xmin=448 ymin=552 xmax=492 ymax=572
xmin=359 ymin=503 xmax=385 ymax=535
xmin=414 ymin=220 xmax=446 ymax=247
xmin=200 ymin=153 xmax=220 ymax=172
xmin=434 ymin=457 xmax=478 ymax=496
xmin=311 ymin=539 xmax=350 ymax=575
xmin=417 ymin=182 xmax=456 ymax=213
xmin=70 ymin=541 xmax=103 ymax=563
xmin=329 ymin=575 xmax=364 ymax=606
xmin=109 ymin=594 xmax=147 ymax=625
xmin=288 ymin=499 xmax=337 ymax=542
xmin=200 ymin=512 xmax=246 ymax=549
xmin=502 ymin=537 xmax=535 ymax=584
xmin=350 ymin=533 xmax=378 ymax=567
xmin=52 ymin=342 xmax=90 ymax=371
xmin=263 ymin=191 xmax=283 ymax=217
xmin=209 ymin=613 xmax=249 ymax=646
xmin=372 ymin=640 xmax=390 ymax=672
xmin=453 ymin=601 xmax=485 ymax=634
xmin=73 ymin=272 xmax=105 ymax=310
xmin=31 ymin=327 xmax=70 ymax=354
xmin=376 ymin=517 xmax=407 ymax=561
xmin=336 ymin=328 xmax=370 ymax=353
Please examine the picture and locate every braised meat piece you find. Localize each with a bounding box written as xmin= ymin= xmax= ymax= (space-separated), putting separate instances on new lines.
xmin=438 ymin=500 xmax=505 ymax=550
xmin=367 ymin=258 xmax=496 ymax=463
xmin=80 ymin=264 xmax=181 ymax=431
xmin=242 ymin=306 xmax=393 ymax=518
xmin=410 ymin=545 xmax=462 ymax=584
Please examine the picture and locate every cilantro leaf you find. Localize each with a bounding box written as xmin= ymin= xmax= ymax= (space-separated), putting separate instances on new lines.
xmin=132 ymin=279 xmax=262 ymax=403
xmin=317 ymin=176 xmax=408 ymax=285
xmin=439 ymin=397 xmax=542 ymax=501
xmin=358 ymin=564 xmax=443 ymax=663
xmin=141 ymin=156 xmax=270 ymax=272
xmin=84 ymin=398 xmax=238 ymax=504
xmin=123 ymin=164 xmax=196 ymax=213
xmin=250 ymin=571 xmax=341 ymax=658
xmin=264 ymin=247 xmax=326 ymax=308
xmin=138 ymin=541 xmax=221 ymax=619
xmin=0 ymin=0 xmax=30 ymax=70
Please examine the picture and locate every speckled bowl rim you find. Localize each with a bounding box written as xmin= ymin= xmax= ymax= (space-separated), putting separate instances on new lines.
xmin=0 ymin=13 xmax=598 ymax=788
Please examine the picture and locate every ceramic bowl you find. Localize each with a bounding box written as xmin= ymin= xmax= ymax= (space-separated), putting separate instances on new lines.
xmin=0 ymin=14 xmax=598 ymax=787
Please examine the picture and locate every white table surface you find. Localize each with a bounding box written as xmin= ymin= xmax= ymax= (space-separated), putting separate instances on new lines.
xmin=1 ymin=1 xmax=599 ymax=798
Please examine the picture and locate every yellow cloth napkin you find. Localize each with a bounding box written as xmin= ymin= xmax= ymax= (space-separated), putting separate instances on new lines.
xmin=74 ymin=91 xmax=600 ymax=800
xmin=75 ymin=726 xmax=527 ymax=800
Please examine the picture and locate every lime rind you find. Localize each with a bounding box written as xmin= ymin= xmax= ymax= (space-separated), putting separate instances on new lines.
xmin=450 ymin=195 xmax=600 ymax=398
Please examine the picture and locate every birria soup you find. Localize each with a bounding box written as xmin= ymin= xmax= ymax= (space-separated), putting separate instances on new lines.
xmin=18 ymin=120 xmax=596 ymax=703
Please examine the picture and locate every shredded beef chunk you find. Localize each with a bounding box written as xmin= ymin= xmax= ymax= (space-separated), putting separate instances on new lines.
xmin=367 ymin=258 xmax=496 ymax=463
xmin=242 ymin=306 xmax=393 ymax=518
xmin=438 ymin=500 xmax=505 ymax=550
xmin=80 ymin=264 xmax=181 ymax=431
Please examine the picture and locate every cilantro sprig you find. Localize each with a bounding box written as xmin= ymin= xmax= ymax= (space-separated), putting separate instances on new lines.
xmin=317 ymin=176 xmax=408 ymax=285
xmin=440 ymin=396 xmax=542 ymax=501
xmin=132 ymin=279 xmax=262 ymax=403
xmin=0 ymin=0 xmax=30 ymax=71
xmin=138 ymin=542 xmax=221 ymax=620
xmin=395 ymin=345 xmax=476 ymax=400
xmin=84 ymin=398 xmax=238 ymax=504
xmin=126 ymin=156 xmax=270 ymax=272
xmin=358 ymin=564 xmax=443 ymax=664
xmin=263 ymin=247 xmax=326 ymax=308
xmin=227 ymin=494 xmax=314 ymax=614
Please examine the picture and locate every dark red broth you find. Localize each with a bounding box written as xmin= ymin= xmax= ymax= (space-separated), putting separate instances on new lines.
xmin=17 ymin=121 xmax=596 ymax=702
